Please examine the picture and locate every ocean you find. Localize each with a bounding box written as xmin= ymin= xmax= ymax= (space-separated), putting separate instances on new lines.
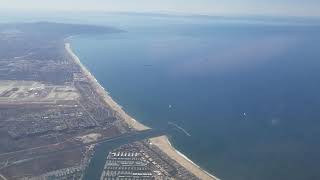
xmin=44 ymin=14 xmax=320 ymax=180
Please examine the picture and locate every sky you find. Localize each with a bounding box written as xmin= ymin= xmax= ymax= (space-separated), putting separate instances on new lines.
xmin=1 ymin=0 xmax=320 ymax=17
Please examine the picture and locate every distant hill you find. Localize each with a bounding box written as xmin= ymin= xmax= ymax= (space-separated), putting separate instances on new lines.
xmin=0 ymin=21 xmax=123 ymax=39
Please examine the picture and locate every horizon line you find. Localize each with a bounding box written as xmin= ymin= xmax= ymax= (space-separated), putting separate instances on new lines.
xmin=1 ymin=8 xmax=320 ymax=19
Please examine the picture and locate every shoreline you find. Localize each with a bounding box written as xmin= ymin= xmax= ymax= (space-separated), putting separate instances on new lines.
xmin=65 ymin=42 xmax=219 ymax=180
xmin=150 ymin=136 xmax=220 ymax=180
xmin=65 ymin=43 xmax=149 ymax=131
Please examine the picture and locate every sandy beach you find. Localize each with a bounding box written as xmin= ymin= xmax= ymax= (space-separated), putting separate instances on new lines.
xmin=65 ymin=43 xmax=219 ymax=180
xmin=150 ymin=136 xmax=220 ymax=180
xmin=65 ymin=43 xmax=149 ymax=131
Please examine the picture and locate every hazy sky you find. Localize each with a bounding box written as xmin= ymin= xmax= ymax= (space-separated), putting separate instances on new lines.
xmin=1 ymin=0 xmax=320 ymax=17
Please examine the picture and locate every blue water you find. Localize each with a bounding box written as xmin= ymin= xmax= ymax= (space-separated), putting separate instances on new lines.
xmin=68 ymin=15 xmax=320 ymax=180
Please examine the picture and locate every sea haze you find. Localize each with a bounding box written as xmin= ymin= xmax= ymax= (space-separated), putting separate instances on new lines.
xmin=70 ymin=15 xmax=320 ymax=180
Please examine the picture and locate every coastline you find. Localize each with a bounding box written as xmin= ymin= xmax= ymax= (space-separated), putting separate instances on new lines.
xmin=65 ymin=42 xmax=219 ymax=180
xmin=150 ymin=136 xmax=220 ymax=180
xmin=65 ymin=43 xmax=149 ymax=131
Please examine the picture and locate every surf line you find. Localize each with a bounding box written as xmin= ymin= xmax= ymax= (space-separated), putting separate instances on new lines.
xmin=168 ymin=122 xmax=192 ymax=137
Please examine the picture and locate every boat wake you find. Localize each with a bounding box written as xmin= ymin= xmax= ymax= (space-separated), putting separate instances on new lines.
xmin=168 ymin=122 xmax=191 ymax=137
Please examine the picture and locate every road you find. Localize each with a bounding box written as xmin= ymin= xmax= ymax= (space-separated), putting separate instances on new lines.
xmin=0 ymin=129 xmax=166 ymax=170
xmin=0 ymin=174 xmax=7 ymax=180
